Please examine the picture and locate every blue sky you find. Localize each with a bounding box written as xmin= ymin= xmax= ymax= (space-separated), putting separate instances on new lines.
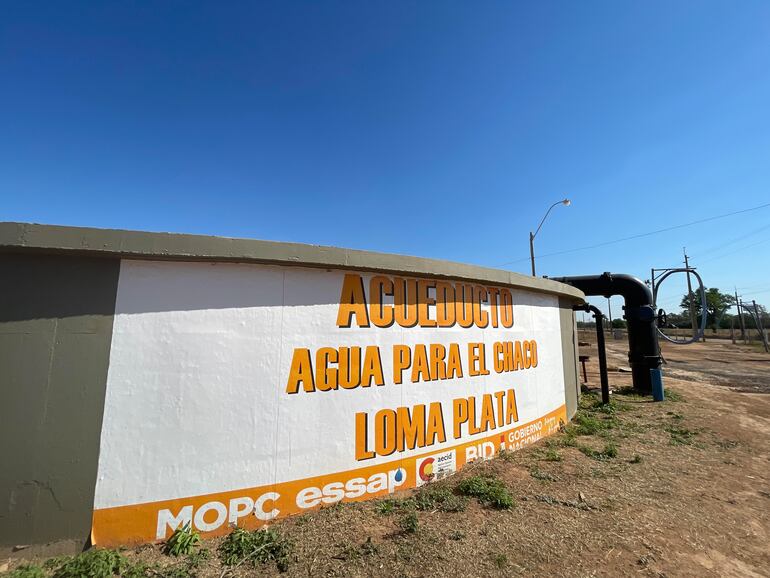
xmin=2 ymin=2 xmax=770 ymax=316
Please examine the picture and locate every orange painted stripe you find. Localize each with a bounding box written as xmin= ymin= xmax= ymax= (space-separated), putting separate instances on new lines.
xmin=92 ymin=404 xmax=567 ymax=546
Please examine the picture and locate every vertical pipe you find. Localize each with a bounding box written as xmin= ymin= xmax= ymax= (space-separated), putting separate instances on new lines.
xmin=556 ymin=274 xmax=660 ymax=394
xmin=573 ymin=304 xmax=611 ymax=405
xmin=593 ymin=308 xmax=610 ymax=405
xmin=650 ymin=368 xmax=665 ymax=402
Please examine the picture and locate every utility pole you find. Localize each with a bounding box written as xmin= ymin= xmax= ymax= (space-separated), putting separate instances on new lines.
xmin=683 ymin=249 xmax=700 ymax=340
xmin=735 ymin=288 xmax=746 ymax=341
xmin=529 ymin=232 xmax=536 ymax=276
xmin=607 ymin=298 xmax=613 ymax=335
xmin=753 ymin=300 xmax=769 ymax=353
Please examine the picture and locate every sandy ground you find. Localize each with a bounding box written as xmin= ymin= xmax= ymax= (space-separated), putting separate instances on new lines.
xmin=4 ymin=338 xmax=770 ymax=577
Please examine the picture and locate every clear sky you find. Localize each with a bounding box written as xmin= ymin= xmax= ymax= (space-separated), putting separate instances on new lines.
xmin=2 ymin=2 xmax=770 ymax=316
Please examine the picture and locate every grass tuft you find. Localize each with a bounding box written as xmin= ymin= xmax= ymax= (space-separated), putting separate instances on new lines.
xmin=218 ymin=526 xmax=291 ymax=572
xmin=51 ymin=549 xmax=126 ymax=578
xmin=414 ymin=484 xmax=467 ymax=512
xmin=664 ymin=389 xmax=685 ymax=402
xmin=6 ymin=565 xmax=45 ymax=578
xmin=456 ymin=474 xmax=514 ymax=509
xmin=544 ymin=448 xmax=563 ymax=461
xmin=665 ymin=425 xmax=698 ymax=445
xmin=493 ymin=552 xmax=508 ymax=569
xmin=579 ymin=442 xmax=618 ymax=460
xmin=398 ymin=512 xmax=419 ymax=534
xmin=375 ymin=498 xmax=399 ymax=515
xmin=162 ymin=523 xmax=200 ymax=557
xmin=530 ymin=467 xmax=557 ymax=481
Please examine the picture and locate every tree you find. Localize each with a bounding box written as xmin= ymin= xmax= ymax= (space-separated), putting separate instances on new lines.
xmin=740 ymin=303 xmax=769 ymax=329
xmin=680 ymin=288 xmax=736 ymax=332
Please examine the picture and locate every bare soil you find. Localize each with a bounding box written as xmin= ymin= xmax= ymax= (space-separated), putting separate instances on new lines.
xmin=5 ymin=338 xmax=770 ymax=577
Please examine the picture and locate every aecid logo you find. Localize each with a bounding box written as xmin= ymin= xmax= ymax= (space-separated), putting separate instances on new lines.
xmin=418 ymin=457 xmax=436 ymax=483
xmin=416 ymin=450 xmax=456 ymax=486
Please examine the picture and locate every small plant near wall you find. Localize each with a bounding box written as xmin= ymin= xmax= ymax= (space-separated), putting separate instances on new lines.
xmin=398 ymin=511 xmax=419 ymax=534
xmin=162 ymin=523 xmax=201 ymax=556
xmin=456 ymin=474 xmax=515 ymax=509
xmin=218 ymin=526 xmax=291 ymax=572
xmin=6 ymin=564 xmax=45 ymax=578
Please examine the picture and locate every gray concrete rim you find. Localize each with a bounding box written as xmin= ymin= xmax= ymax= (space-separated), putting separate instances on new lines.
xmin=0 ymin=222 xmax=585 ymax=300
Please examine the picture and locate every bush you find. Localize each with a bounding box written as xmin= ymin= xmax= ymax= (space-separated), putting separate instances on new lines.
xmin=579 ymin=442 xmax=618 ymax=460
xmin=6 ymin=565 xmax=45 ymax=578
xmin=543 ymin=448 xmax=563 ymax=462
xmin=664 ymin=389 xmax=685 ymax=402
xmin=665 ymin=425 xmax=698 ymax=445
xmin=162 ymin=523 xmax=200 ymax=556
xmin=573 ymin=413 xmax=616 ymax=436
xmin=414 ymin=484 xmax=467 ymax=513
xmin=51 ymin=549 xmax=127 ymax=578
xmin=398 ymin=512 xmax=419 ymax=534
xmin=456 ymin=475 xmax=514 ymax=509
xmin=218 ymin=527 xmax=291 ymax=572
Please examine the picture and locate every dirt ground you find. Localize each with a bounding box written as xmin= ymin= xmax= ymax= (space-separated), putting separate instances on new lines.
xmin=5 ymin=338 xmax=770 ymax=577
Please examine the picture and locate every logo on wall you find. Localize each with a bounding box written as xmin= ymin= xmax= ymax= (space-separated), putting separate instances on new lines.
xmin=416 ymin=450 xmax=456 ymax=486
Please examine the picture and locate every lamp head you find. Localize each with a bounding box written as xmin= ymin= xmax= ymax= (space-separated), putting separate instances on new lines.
xmin=562 ymin=198 xmax=571 ymax=206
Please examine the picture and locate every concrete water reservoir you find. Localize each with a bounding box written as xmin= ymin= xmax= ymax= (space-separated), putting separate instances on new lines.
xmin=0 ymin=222 xmax=584 ymax=551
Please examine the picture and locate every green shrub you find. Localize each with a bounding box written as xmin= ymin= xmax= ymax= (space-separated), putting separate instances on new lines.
xmin=665 ymin=425 xmax=698 ymax=445
xmin=493 ymin=553 xmax=508 ymax=569
xmin=414 ymin=484 xmax=467 ymax=513
xmin=218 ymin=527 xmax=291 ymax=572
xmin=185 ymin=547 xmax=210 ymax=569
xmin=51 ymin=549 xmax=126 ymax=578
xmin=543 ymin=448 xmax=563 ymax=462
xmin=376 ymin=499 xmax=398 ymax=515
xmin=456 ymin=475 xmax=514 ymax=509
xmin=573 ymin=413 xmax=616 ymax=436
xmin=579 ymin=442 xmax=618 ymax=460
xmin=6 ymin=564 xmax=45 ymax=578
xmin=664 ymin=389 xmax=685 ymax=402
xmin=530 ymin=467 xmax=556 ymax=481
xmin=398 ymin=512 xmax=419 ymax=534
xmin=162 ymin=523 xmax=200 ymax=557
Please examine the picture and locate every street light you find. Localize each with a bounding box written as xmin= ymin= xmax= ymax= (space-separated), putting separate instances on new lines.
xmin=529 ymin=198 xmax=571 ymax=276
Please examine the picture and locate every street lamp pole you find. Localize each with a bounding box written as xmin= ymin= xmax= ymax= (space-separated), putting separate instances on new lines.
xmin=529 ymin=198 xmax=571 ymax=277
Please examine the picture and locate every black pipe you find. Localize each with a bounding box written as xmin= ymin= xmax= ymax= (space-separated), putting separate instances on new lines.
xmin=574 ymin=304 xmax=610 ymax=404
xmin=553 ymin=273 xmax=661 ymax=394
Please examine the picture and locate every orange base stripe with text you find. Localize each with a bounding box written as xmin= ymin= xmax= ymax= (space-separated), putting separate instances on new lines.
xmin=92 ymin=404 xmax=567 ymax=546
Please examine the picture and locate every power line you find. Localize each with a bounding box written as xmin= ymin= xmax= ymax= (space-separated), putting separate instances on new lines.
xmin=696 ymin=237 xmax=770 ymax=265
xmin=497 ymin=200 xmax=770 ymax=267
xmin=738 ymin=281 xmax=770 ymax=290
xmin=689 ymin=222 xmax=770 ymax=260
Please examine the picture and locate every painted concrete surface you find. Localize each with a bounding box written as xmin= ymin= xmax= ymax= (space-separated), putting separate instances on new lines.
xmin=0 ymin=254 xmax=120 ymax=550
xmin=92 ymin=261 xmax=568 ymax=544
xmin=0 ymin=223 xmax=585 ymax=551
xmin=559 ymin=297 xmax=581 ymax=418
xmin=0 ymin=222 xmax=584 ymax=301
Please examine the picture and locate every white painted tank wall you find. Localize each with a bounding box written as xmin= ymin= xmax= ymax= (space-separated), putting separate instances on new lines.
xmin=92 ymin=260 xmax=569 ymax=545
